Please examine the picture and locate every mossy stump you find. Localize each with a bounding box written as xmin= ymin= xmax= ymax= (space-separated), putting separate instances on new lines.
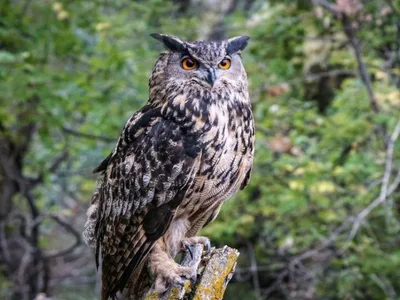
xmin=122 ymin=245 xmax=239 ymax=300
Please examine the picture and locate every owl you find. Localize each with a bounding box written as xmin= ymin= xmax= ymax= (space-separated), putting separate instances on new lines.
xmin=83 ymin=33 xmax=255 ymax=300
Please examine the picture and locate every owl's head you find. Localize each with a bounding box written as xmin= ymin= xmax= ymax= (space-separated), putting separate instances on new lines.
xmin=150 ymin=34 xmax=249 ymax=90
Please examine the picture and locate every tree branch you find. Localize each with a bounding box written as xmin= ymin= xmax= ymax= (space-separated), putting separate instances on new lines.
xmin=313 ymin=0 xmax=380 ymax=113
xmin=341 ymin=15 xmax=380 ymax=113
xmin=31 ymin=214 xmax=81 ymax=259
xmin=346 ymin=117 xmax=400 ymax=241
xmin=62 ymin=127 xmax=115 ymax=143
xmin=30 ymin=151 xmax=69 ymax=187
xmin=122 ymin=245 xmax=239 ymax=300
xmin=268 ymin=114 xmax=400 ymax=294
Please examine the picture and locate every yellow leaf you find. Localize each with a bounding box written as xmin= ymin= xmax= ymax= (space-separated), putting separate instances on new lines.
xmin=52 ymin=2 xmax=63 ymax=12
xmin=387 ymin=91 xmax=400 ymax=105
xmin=375 ymin=70 xmax=388 ymax=80
xmin=319 ymin=210 xmax=339 ymax=221
xmin=289 ymin=180 xmax=304 ymax=191
xmin=333 ymin=166 xmax=344 ymax=176
xmin=293 ymin=167 xmax=305 ymax=175
xmin=310 ymin=181 xmax=336 ymax=194
xmin=350 ymin=184 xmax=368 ymax=195
xmin=96 ymin=22 xmax=111 ymax=32
xmin=57 ymin=10 xmax=69 ymax=20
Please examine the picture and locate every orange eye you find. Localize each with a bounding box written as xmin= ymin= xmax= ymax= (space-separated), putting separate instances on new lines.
xmin=218 ymin=58 xmax=231 ymax=70
xmin=181 ymin=57 xmax=198 ymax=70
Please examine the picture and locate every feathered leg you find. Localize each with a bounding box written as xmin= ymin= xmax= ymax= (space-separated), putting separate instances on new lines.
xmin=148 ymin=240 xmax=197 ymax=293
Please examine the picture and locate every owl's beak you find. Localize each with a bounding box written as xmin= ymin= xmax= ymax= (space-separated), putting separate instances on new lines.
xmin=206 ymin=68 xmax=216 ymax=87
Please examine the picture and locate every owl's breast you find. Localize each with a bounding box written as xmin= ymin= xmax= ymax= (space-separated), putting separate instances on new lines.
xmin=179 ymin=100 xmax=254 ymax=216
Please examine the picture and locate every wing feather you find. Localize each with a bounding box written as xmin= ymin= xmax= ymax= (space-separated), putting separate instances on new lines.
xmin=94 ymin=106 xmax=201 ymax=299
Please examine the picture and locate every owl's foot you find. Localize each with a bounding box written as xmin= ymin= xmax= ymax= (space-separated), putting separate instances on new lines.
xmin=149 ymin=244 xmax=197 ymax=293
xmin=181 ymin=236 xmax=211 ymax=256
xmin=153 ymin=261 xmax=196 ymax=293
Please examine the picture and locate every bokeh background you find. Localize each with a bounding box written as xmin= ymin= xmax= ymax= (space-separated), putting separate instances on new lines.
xmin=1 ymin=0 xmax=400 ymax=299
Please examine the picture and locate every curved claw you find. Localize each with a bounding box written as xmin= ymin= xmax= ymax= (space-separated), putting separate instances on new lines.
xmin=182 ymin=240 xmax=194 ymax=260
xmin=204 ymin=241 xmax=211 ymax=255
xmin=203 ymin=239 xmax=211 ymax=255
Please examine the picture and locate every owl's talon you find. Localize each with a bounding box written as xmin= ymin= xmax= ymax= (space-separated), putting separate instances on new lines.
xmin=204 ymin=239 xmax=211 ymax=255
xmin=182 ymin=240 xmax=194 ymax=260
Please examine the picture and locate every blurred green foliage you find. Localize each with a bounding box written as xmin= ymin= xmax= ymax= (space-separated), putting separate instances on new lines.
xmin=1 ymin=0 xmax=400 ymax=299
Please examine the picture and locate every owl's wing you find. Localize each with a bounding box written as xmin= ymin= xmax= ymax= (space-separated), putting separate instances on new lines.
xmin=95 ymin=107 xmax=201 ymax=299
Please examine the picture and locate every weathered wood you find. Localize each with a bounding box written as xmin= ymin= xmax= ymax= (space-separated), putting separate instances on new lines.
xmin=129 ymin=245 xmax=239 ymax=300
xmin=187 ymin=246 xmax=239 ymax=300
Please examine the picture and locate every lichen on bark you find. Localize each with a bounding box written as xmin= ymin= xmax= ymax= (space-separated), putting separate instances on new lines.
xmin=135 ymin=245 xmax=239 ymax=300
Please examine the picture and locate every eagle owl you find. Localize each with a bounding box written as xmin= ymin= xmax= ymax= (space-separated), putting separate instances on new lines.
xmin=83 ymin=34 xmax=255 ymax=299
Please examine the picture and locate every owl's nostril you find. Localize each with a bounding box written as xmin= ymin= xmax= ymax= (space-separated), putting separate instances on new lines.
xmin=206 ymin=68 xmax=216 ymax=87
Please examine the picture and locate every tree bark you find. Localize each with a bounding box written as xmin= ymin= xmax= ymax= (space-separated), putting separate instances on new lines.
xmin=121 ymin=245 xmax=239 ymax=300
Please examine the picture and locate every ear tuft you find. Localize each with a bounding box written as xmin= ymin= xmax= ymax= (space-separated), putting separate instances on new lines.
xmin=226 ymin=36 xmax=250 ymax=55
xmin=150 ymin=33 xmax=187 ymax=52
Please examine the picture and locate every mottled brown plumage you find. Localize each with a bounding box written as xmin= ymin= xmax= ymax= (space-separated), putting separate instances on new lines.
xmin=83 ymin=34 xmax=254 ymax=299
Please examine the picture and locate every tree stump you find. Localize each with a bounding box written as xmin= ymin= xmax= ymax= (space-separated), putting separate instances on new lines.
xmin=121 ymin=245 xmax=239 ymax=300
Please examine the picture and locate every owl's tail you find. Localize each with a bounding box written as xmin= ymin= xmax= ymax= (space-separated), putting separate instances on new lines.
xmin=100 ymin=259 xmax=148 ymax=300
